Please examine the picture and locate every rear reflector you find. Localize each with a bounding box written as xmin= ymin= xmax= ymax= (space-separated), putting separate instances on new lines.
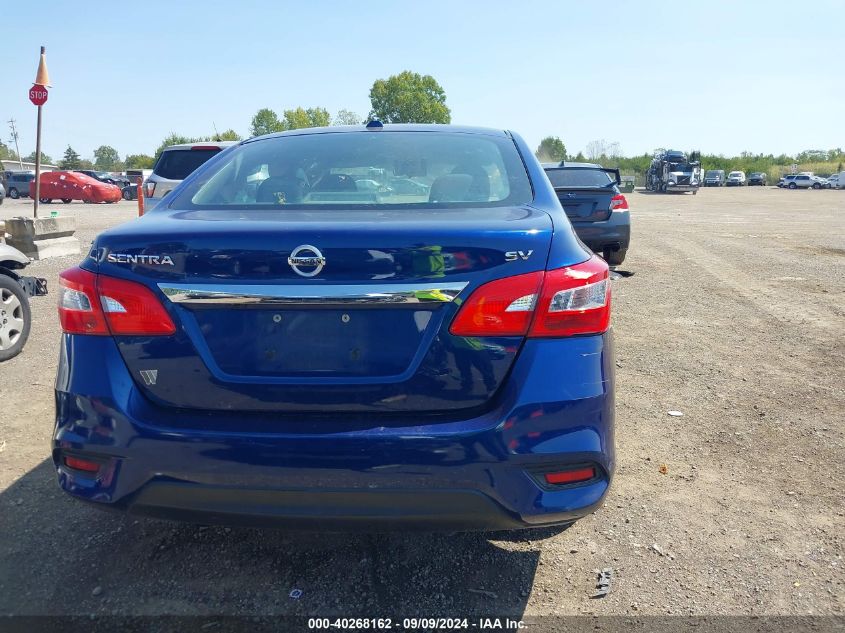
xmin=449 ymin=255 xmax=610 ymax=338
xmin=63 ymin=456 xmax=101 ymax=473
xmin=543 ymin=466 xmax=596 ymax=485
xmin=143 ymin=181 xmax=156 ymax=198
xmin=58 ymin=267 xmax=176 ymax=336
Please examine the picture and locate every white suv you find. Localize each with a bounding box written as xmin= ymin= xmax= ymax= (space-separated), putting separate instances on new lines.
xmin=781 ymin=174 xmax=822 ymax=189
xmin=726 ymin=171 xmax=746 ymax=186
xmin=143 ymin=141 xmax=238 ymax=208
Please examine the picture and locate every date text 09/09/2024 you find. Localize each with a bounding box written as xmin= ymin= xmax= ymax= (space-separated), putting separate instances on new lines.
xmin=307 ymin=617 xmax=526 ymax=630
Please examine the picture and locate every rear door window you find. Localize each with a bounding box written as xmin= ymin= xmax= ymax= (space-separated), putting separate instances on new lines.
xmin=153 ymin=149 xmax=222 ymax=180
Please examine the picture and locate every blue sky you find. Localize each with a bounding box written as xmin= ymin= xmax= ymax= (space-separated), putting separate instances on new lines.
xmin=2 ymin=0 xmax=840 ymax=163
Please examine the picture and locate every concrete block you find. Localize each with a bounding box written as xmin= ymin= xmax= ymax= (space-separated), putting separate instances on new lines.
xmin=4 ymin=216 xmax=80 ymax=260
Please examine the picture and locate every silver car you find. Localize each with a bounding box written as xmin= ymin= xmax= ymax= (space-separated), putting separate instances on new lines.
xmin=782 ymin=174 xmax=822 ymax=189
xmin=143 ymin=141 xmax=238 ymax=208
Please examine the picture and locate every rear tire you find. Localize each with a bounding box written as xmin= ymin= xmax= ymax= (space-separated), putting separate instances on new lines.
xmin=61 ymin=198 xmax=72 ymax=204
xmin=604 ymin=248 xmax=627 ymax=266
xmin=122 ymin=189 xmax=132 ymax=201
xmin=788 ymin=183 xmax=797 ymax=189
xmin=8 ymin=188 xmax=19 ymax=199
xmin=0 ymin=276 xmax=31 ymax=362
xmin=39 ymin=198 xmax=52 ymax=204
xmin=812 ymin=183 xmax=821 ymax=189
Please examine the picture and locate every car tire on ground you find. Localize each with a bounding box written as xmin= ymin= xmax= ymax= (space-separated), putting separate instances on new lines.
xmin=788 ymin=183 xmax=797 ymax=189
xmin=122 ymin=190 xmax=132 ymax=201
xmin=61 ymin=199 xmax=72 ymax=204
xmin=39 ymin=198 xmax=52 ymax=204
xmin=812 ymin=183 xmax=821 ymax=189
xmin=0 ymin=275 xmax=31 ymax=362
xmin=9 ymin=188 xmax=19 ymax=199
xmin=603 ymin=248 xmax=627 ymax=266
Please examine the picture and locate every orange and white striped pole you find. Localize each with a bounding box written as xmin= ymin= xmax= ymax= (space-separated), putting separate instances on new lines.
xmin=137 ymin=176 xmax=145 ymax=216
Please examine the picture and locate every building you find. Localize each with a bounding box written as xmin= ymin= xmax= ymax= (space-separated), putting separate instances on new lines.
xmin=1 ymin=160 xmax=57 ymax=174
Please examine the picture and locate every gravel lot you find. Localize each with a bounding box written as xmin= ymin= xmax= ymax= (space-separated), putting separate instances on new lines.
xmin=0 ymin=189 xmax=843 ymax=618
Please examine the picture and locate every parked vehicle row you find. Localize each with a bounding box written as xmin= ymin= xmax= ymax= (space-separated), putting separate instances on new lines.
xmin=704 ymin=169 xmax=842 ymax=189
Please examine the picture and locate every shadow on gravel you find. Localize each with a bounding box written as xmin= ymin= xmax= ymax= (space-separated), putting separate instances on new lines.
xmin=0 ymin=460 xmax=551 ymax=617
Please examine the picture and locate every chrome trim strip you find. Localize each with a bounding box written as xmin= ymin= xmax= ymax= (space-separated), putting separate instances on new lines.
xmin=158 ymin=282 xmax=469 ymax=306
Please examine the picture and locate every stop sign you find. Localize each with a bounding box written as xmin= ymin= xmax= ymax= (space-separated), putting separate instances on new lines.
xmin=29 ymin=84 xmax=48 ymax=106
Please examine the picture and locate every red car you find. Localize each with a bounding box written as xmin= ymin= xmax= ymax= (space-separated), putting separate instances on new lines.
xmin=30 ymin=171 xmax=121 ymax=204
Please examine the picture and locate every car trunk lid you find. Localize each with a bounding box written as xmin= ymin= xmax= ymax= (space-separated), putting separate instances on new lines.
xmin=94 ymin=206 xmax=554 ymax=414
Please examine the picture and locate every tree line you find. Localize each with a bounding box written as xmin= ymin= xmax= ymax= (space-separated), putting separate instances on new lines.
xmin=2 ymin=69 xmax=840 ymax=179
xmin=0 ymin=71 xmax=451 ymax=173
xmin=535 ymin=136 xmax=845 ymax=181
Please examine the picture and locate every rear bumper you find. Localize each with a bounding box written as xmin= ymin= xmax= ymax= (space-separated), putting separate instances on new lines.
xmin=571 ymin=212 xmax=631 ymax=253
xmin=53 ymin=332 xmax=615 ymax=530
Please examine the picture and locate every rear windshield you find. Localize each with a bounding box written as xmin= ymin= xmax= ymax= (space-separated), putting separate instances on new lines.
xmin=170 ymin=131 xmax=532 ymax=210
xmin=153 ymin=148 xmax=222 ymax=181
xmin=545 ymin=168 xmax=613 ymax=188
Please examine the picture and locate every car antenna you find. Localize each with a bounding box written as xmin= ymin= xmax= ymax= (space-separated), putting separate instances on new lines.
xmin=212 ymin=122 xmax=221 ymax=141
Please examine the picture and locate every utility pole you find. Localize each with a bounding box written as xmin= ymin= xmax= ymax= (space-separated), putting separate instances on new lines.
xmin=7 ymin=119 xmax=23 ymax=169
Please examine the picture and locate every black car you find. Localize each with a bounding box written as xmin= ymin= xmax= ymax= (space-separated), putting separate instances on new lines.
xmin=77 ymin=170 xmax=130 ymax=188
xmin=121 ymin=183 xmax=138 ymax=200
xmin=543 ymin=162 xmax=631 ymax=266
xmin=748 ymin=172 xmax=768 ymax=186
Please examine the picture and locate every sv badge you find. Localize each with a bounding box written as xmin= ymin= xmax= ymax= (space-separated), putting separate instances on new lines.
xmin=505 ymin=250 xmax=533 ymax=262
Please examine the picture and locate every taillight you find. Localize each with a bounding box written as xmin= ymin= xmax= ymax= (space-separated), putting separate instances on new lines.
xmin=529 ymin=256 xmax=610 ymax=337
xmin=143 ymin=181 xmax=156 ymax=198
xmin=449 ymin=256 xmax=610 ymax=339
xmin=98 ymin=275 xmax=176 ymax=335
xmin=58 ymin=267 xmax=108 ymax=335
xmin=449 ymin=271 xmax=543 ymax=336
xmin=58 ymin=267 xmax=175 ymax=336
xmin=609 ymin=194 xmax=628 ymax=211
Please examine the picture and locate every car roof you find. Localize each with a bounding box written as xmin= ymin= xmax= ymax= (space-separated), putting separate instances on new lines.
xmin=161 ymin=141 xmax=239 ymax=152
xmin=244 ymin=124 xmax=510 ymax=144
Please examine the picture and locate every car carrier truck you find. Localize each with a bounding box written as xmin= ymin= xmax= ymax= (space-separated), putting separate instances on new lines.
xmin=646 ymin=150 xmax=702 ymax=194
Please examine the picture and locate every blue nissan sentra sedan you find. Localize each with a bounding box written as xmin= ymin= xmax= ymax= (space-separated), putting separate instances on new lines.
xmin=53 ymin=123 xmax=615 ymax=530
